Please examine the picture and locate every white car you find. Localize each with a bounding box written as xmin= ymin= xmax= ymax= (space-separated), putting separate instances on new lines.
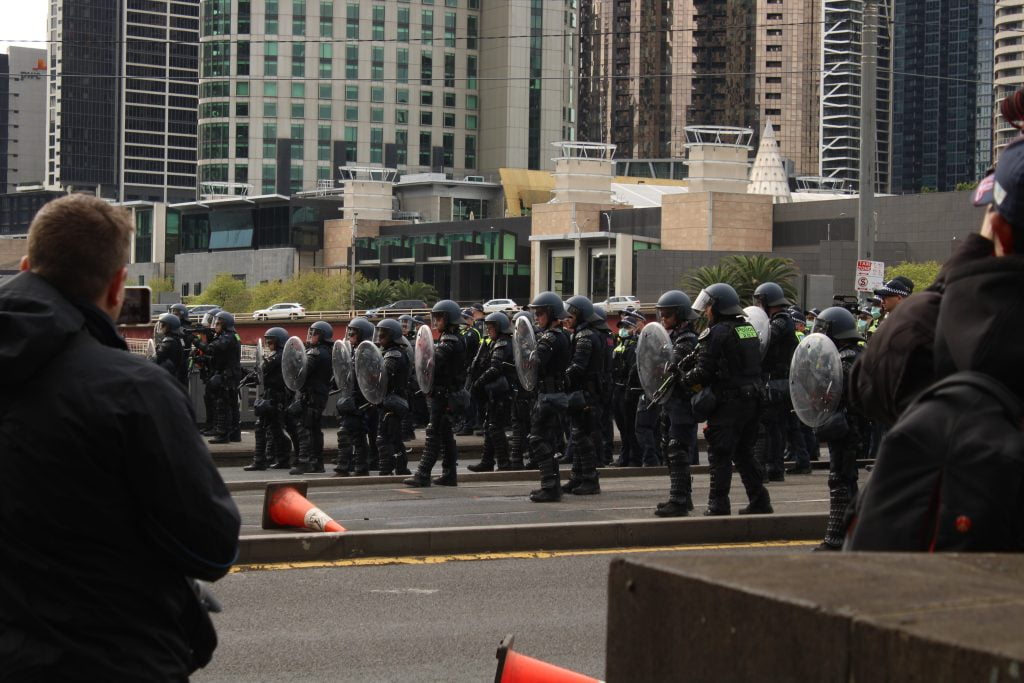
xmin=482 ymin=298 xmax=520 ymax=313
xmin=597 ymin=295 xmax=640 ymax=313
xmin=252 ymin=303 xmax=306 ymax=320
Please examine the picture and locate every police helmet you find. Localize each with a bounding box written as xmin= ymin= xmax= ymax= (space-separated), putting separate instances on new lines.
xmin=565 ymin=295 xmax=594 ymax=324
xmin=308 ymin=320 xmax=334 ymax=342
xmin=200 ymin=308 xmax=222 ymax=327
xmin=170 ymin=303 xmax=189 ymax=324
xmin=431 ymin=299 xmax=463 ymax=327
xmin=347 ymin=317 xmax=375 ymax=343
xmin=399 ymin=314 xmax=415 ymax=332
xmin=655 ymin=289 xmax=699 ymax=322
xmin=484 ymin=311 xmax=512 ymax=335
xmin=214 ymin=310 xmax=235 ymax=330
xmin=813 ymin=306 xmax=861 ymax=341
xmin=461 ymin=308 xmax=474 ymax=323
xmin=158 ymin=313 xmax=181 ymax=334
xmin=692 ymin=283 xmax=744 ymax=316
xmin=264 ymin=327 xmax=289 ymax=349
xmin=528 ymin=291 xmax=567 ymax=320
xmin=376 ymin=318 xmax=404 ymax=345
xmin=512 ymin=310 xmax=535 ymax=325
xmin=753 ymin=282 xmax=789 ymax=308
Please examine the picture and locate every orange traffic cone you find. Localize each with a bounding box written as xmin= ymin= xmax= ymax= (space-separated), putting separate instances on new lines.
xmin=261 ymin=482 xmax=346 ymax=533
xmin=494 ymin=634 xmax=602 ymax=683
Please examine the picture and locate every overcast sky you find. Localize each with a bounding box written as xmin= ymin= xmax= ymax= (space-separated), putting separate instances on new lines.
xmin=1 ymin=0 xmax=48 ymax=55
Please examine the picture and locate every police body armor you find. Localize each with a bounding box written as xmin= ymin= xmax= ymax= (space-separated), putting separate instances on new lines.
xmin=763 ymin=311 xmax=799 ymax=380
xmin=535 ymin=327 xmax=570 ymax=395
xmin=434 ymin=331 xmax=467 ymax=395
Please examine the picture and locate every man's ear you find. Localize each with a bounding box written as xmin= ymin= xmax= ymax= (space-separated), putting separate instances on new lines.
xmin=103 ymin=266 xmax=128 ymax=317
xmin=19 ymin=255 xmax=29 ymax=271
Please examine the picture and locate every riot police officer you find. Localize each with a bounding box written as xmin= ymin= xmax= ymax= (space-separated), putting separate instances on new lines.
xmin=810 ymin=306 xmax=870 ymax=550
xmin=290 ymin=321 xmax=333 ymax=475
xmin=399 ymin=314 xmax=420 ymax=440
xmin=653 ymin=290 xmax=700 ymax=516
xmin=591 ymin=304 xmax=615 ymax=466
xmin=467 ymin=312 xmax=516 ymax=472
xmin=375 ymin=319 xmax=412 ymax=476
xmin=404 ymin=300 xmax=467 ymax=487
xmin=192 ymin=308 xmax=220 ymax=434
xmin=684 ymin=283 xmax=773 ymax=516
xmin=562 ymin=295 xmax=604 ymax=496
xmin=201 ymin=311 xmax=242 ymax=444
xmin=525 ymin=292 xmax=571 ymax=502
xmin=153 ymin=313 xmax=188 ymax=386
xmin=753 ymin=281 xmax=800 ymax=482
xmin=458 ymin=308 xmax=484 ymax=436
xmin=611 ymin=313 xmax=641 ymax=466
xmin=335 ymin=317 xmax=375 ymax=476
xmin=508 ymin=310 xmax=536 ymax=470
xmin=245 ymin=327 xmax=292 ymax=471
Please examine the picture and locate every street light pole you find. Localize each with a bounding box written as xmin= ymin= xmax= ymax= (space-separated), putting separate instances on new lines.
xmin=602 ymin=212 xmax=612 ymax=300
xmin=349 ymin=212 xmax=358 ymax=313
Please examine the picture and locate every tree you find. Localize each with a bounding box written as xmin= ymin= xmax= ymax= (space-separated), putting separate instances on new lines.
xmin=885 ymin=261 xmax=942 ymax=292
xmin=191 ymin=272 xmax=251 ymax=313
xmin=355 ymin=279 xmax=396 ymax=308
xmin=680 ymin=254 xmax=799 ymax=304
xmin=148 ymin=276 xmax=174 ymax=295
xmin=390 ymin=278 xmax=439 ymax=305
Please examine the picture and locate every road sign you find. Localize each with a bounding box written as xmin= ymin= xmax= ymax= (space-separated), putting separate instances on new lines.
xmin=855 ymin=259 xmax=885 ymax=293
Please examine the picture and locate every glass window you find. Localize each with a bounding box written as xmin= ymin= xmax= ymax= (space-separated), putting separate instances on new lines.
xmin=443 ymin=112 xmax=455 ymax=127
xmin=396 ymin=109 xmax=408 ymax=124
xmin=346 ymin=2 xmax=359 ymax=39
xmin=235 ymin=123 xmax=249 ymax=158
xmin=465 ymin=114 xmax=477 ymax=129
xmin=345 ymin=106 xmax=359 ymax=120
xmin=421 ymin=10 xmax=433 ymax=44
xmin=396 ymin=88 xmax=409 ymax=103
xmin=370 ymin=127 xmax=383 ymax=163
xmin=264 ymin=81 xmax=278 ymax=97
xmin=444 ymin=12 xmax=456 ymax=48
xmin=396 ymin=47 xmax=409 ymax=83
xmin=443 ymin=91 xmax=455 ymax=108
xmin=318 ymin=141 xmax=330 ymax=161
xmin=465 ymin=134 xmax=476 ymax=168
xmin=292 ymin=42 xmax=305 ymax=77
xmin=344 ymin=126 xmax=358 ymax=162
xmin=291 ymin=82 xmax=305 ymax=97
xmin=444 ymin=52 xmax=455 ymax=88
xmin=371 ymin=46 xmax=384 ymax=81
xmin=442 ymin=132 xmax=454 ymax=167
xmin=346 ymin=43 xmax=359 ymax=79
xmin=466 ymin=14 xmax=478 ymax=49
xmin=421 ymin=50 xmax=433 ymax=86
xmin=395 ymin=129 xmax=408 ymax=165
xmin=264 ymin=41 xmax=278 ymax=76
xmin=264 ymin=101 xmax=278 ymax=117
xmin=202 ymin=41 xmax=231 ymax=78
xmin=466 ymin=54 xmax=477 ymax=90
xmin=370 ymin=86 xmax=384 ymax=102
xmin=319 ymin=103 xmax=332 ymax=120
xmin=318 ymin=82 xmax=332 ymax=99
xmin=370 ymin=107 xmax=384 ymax=122
xmin=265 ymin=0 xmax=279 ymax=33
xmin=397 ymin=7 xmax=409 ymax=42
xmin=420 ymin=110 xmax=433 ymax=125
xmin=345 ymin=84 xmax=359 ymax=100
xmin=372 ymin=5 xmax=385 ymax=41
xmin=237 ymin=42 xmax=250 ymax=76
xmin=318 ymin=123 xmax=331 ymax=140
xmin=236 ymin=81 xmax=249 ymax=96
xmin=292 ymin=0 xmax=306 ymax=35
xmin=320 ymin=0 xmax=333 ymax=37
xmin=419 ymin=131 xmax=431 ymax=166
xmin=420 ymin=90 xmax=433 ymax=106
xmin=466 ymin=93 xmax=477 ymax=109
xmin=291 ymin=102 xmax=305 ymax=118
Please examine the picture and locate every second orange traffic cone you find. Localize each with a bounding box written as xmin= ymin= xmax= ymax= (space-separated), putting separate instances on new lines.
xmin=494 ymin=634 xmax=602 ymax=683
xmin=261 ymin=482 xmax=346 ymax=533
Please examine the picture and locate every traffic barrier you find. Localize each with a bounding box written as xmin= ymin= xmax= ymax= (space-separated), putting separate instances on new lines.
xmin=494 ymin=634 xmax=602 ymax=683
xmin=261 ymin=482 xmax=346 ymax=533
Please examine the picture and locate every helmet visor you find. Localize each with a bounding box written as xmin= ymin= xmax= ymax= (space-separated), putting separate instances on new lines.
xmin=692 ymin=289 xmax=713 ymax=313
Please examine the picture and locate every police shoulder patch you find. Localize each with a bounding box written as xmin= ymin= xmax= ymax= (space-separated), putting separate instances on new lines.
xmin=698 ymin=328 xmax=711 ymax=340
xmin=735 ymin=324 xmax=758 ymax=340
xmin=384 ymin=348 xmax=402 ymax=359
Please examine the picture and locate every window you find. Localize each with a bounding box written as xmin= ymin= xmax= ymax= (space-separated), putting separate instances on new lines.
xmin=465 ymin=114 xmax=477 ymax=129
xmin=420 ymin=90 xmax=433 ymax=106
xmin=466 ymin=93 xmax=477 ymax=109
xmin=200 ymin=123 xmax=230 ymax=159
xmin=421 ymin=10 xmax=433 ymax=43
xmin=290 ymin=123 xmax=304 ymax=161
xmin=320 ymin=0 xmax=333 ymax=37
xmin=346 ymin=84 xmax=359 ymax=100
xmin=236 ymin=81 xmax=249 ymax=96
xmin=344 ymin=126 xmax=358 ymax=162
xmin=421 ymin=50 xmax=433 ymax=85
xmin=464 ymin=135 xmax=476 ymax=169
xmin=372 ymin=46 xmax=384 ymax=81
xmin=397 ymin=48 xmax=409 ymax=83
xmin=264 ymin=41 xmax=278 ymax=76
xmin=264 ymin=101 xmax=277 ymax=117
xmin=202 ymin=41 xmax=230 ymax=78
xmin=397 ymin=7 xmax=409 ymax=42
xmin=443 ymin=91 xmax=456 ymax=108
xmin=264 ymin=81 xmax=278 ymax=97
xmin=466 ymin=54 xmax=477 ymax=90
xmin=265 ymin=0 xmax=278 ymax=33
xmin=395 ymin=129 xmax=408 ymax=164
xmin=319 ymin=103 xmax=332 ymax=119
xmin=372 ymin=5 xmax=385 ymax=40
xmin=292 ymin=42 xmax=305 ymax=77
xmin=444 ymin=12 xmax=456 ymax=48
xmin=444 ymin=52 xmax=455 ymax=87
xmin=420 ymin=110 xmax=433 ymax=125
xmin=319 ymin=82 xmax=332 ymax=99
xmin=291 ymin=82 xmax=305 ymax=97
xmin=346 ymin=43 xmax=359 ymax=79
xmin=263 ymin=122 xmax=277 ymax=158
xmin=443 ymin=112 xmax=455 ymax=127
xmin=442 ymin=133 xmax=454 ymax=167
xmin=370 ymin=127 xmax=383 ymax=163
xmin=237 ymin=41 xmax=250 ymax=76
xmin=396 ymin=109 xmax=408 ymax=124
xmin=466 ymin=14 xmax=478 ymax=49
xmin=371 ymin=107 xmax=384 ymax=122
xmin=319 ymin=43 xmax=332 ymax=78
xmin=235 ymin=123 xmax=249 ymax=158
xmin=371 ymin=86 xmax=384 ymax=102
xmin=345 ymin=105 xmax=358 ymax=120
xmin=291 ymin=102 xmax=305 ymax=118
xmin=419 ymin=131 xmax=432 ymax=166
xmin=346 ymin=2 xmax=359 ymax=39
xmin=396 ymin=88 xmax=409 ymax=103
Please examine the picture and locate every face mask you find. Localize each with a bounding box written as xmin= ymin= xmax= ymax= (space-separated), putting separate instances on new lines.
xmin=856 ymin=319 xmax=869 ymax=333
xmin=618 ymin=328 xmax=630 ymax=338
xmin=806 ymin=319 xmax=814 ymax=330
xmin=870 ymin=306 xmax=882 ymax=318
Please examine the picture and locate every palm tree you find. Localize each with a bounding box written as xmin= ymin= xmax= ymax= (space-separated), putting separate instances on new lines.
xmin=355 ymin=279 xmax=397 ymax=308
xmin=680 ymin=255 xmax=799 ymax=304
xmin=390 ymin=278 xmax=440 ymax=305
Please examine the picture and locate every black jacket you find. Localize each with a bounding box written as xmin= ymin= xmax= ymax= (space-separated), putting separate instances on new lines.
xmin=0 ymin=271 xmax=240 ymax=679
xmin=684 ymin=316 xmax=762 ymax=394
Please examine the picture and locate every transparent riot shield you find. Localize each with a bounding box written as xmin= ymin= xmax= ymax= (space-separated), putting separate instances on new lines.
xmin=414 ymin=324 xmax=435 ymax=395
xmin=332 ymin=339 xmax=354 ymax=397
xmin=789 ymin=332 xmax=844 ymax=429
xmin=512 ymin=315 xmax=538 ymax=393
xmin=281 ymin=335 xmax=308 ymax=393
xmin=355 ymin=339 xmax=387 ymax=405
xmin=636 ymin=321 xmax=674 ymax=405
xmin=743 ymin=305 xmax=771 ymax=359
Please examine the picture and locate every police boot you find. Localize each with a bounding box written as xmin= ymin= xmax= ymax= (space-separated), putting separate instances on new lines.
xmin=572 ymin=441 xmax=601 ymax=495
xmin=434 ymin=447 xmax=458 ymax=486
xmin=395 ymin=445 xmax=412 ymax=476
xmin=229 ymin=430 xmax=242 ymax=443
xmin=824 ymin=482 xmax=852 ymax=548
xmin=507 ymin=430 xmax=526 ymax=470
xmin=529 ymin=456 xmax=562 ymax=503
xmin=406 ymin=426 xmax=439 ymax=486
xmin=739 ymin=487 xmax=773 ymax=515
xmin=493 ymin=428 xmax=512 ymax=471
xmin=467 ymin=439 xmax=495 ymax=472
xmin=432 ymin=469 xmax=458 ymax=486
xmin=378 ymin=443 xmax=396 ymax=476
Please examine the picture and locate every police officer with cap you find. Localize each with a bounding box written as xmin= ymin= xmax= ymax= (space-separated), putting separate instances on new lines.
xmin=374 ymin=318 xmax=412 ymax=476
xmin=335 ymin=317 xmax=375 ymax=476
xmin=684 ymin=283 xmax=773 ymax=516
xmin=753 ymin=281 xmax=800 ymax=482
xmin=404 ymin=300 xmax=467 ymax=487
xmin=525 ymin=292 xmax=572 ymax=501
xmin=290 ymin=321 xmax=333 ymax=474
xmin=200 ymin=311 xmax=242 ymax=444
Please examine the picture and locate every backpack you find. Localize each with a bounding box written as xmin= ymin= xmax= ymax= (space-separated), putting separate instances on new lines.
xmin=845 ymin=371 xmax=1024 ymax=552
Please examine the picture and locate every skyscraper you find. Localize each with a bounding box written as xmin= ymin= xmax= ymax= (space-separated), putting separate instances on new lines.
xmin=993 ymin=0 xmax=1023 ymax=162
xmin=0 ymin=47 xmax=48 ymax=193
xmin=45 ymin=0 xmax=199 ymax=202
xmin=890 ymin=0 xmax=994 ymax=193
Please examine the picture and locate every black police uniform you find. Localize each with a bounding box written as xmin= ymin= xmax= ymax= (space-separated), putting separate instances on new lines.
xmin=335 ymin=365 xmax=374 ymax=476
xmin=760 ymin=310 xmax=799 ymax=481
xmin=684 ymin=316 xmax=772 ymax=515
xmin=611 ymin=333 xmax=640 ymax=466
xmin=407 ymin=327 xmax=466 ymax=485
xmin=205 ymin=328 xmax=242 ymax=441
xmin=528 ymin=324 xmax=571 ymax=500
xmin=249 ymin=346 xmax=292 ymax=470
xmin=190 ymin=325 xmax=217 ymax=431
xmin=468 ymin=332 xmax=515 ymax=471
xmin=656 ymin=322 xmax=699 ymax=514
xmin=459 ymin=323 xmax=483 ymax=434
xmin=154 ymin=330 xmax=187 ymax=386
xmin=292 ymin=339 xmax=331 ymax=473
xmin=595 ymin=325 xmax=615 ymax=466
xmin=376 ymin=341 xmax=411 ymax=475
xmin=564 ymin=321 xmax=604 ymax=494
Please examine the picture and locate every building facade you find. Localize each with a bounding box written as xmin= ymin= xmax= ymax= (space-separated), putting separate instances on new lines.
xmin=891 ymin=0 xmax=994 ymax=193
xmin=45 ymin=0 xmax=199 ymax=202
xmin=0 ymin=47 xmax=48 ymax=194
xmin=994 ymin=0 xmax=1024 ymax=161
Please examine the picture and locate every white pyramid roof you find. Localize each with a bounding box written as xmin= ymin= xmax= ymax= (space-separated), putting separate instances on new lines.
xmin=747 ymin=120 xmax=792 ymax=204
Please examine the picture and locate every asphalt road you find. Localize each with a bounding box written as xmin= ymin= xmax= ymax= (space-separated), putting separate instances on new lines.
xmin=194 ymin=543 xmax=817 ymax=683
xmin=228 ymin=469 xmax=836 ymax=535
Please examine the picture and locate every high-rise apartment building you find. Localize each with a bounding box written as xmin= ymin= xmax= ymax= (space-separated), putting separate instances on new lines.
xmin=577 ymin=0 xmax=821 ymax=177
xmin=0 ymin=47 xmax=48 ymax=193
xmin=994 ymin=0 xmax=1024 ymax=161
xmin=197 ymin=0 xmax=575 ymax=197
xmin=891 ymin=0 xmax=994 ymax=193
xmin=820 ymin=0 xmax=892 ymax=193
xmin=45 ymin=0 xmax=199 ymax=202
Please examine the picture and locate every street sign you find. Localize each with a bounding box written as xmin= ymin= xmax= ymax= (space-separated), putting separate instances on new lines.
xmin=855 ymin=259 xmax=885 ymax=293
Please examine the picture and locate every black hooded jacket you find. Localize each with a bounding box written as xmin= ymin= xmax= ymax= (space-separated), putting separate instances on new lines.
xmin=0 ymin=271 xmax=240 ymax=679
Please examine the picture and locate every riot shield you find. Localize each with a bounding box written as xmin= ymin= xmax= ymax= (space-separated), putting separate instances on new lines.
xmin=254 ymin=337 xmax=266 ymax=396
xmin=414 ymin=324 xmax=435 ymax=395
xmin=512 ymin=315 xmax=538 ymax=393
xmin=281 ymin=336 xmax=308 ymax=393
xmin=152 ymin=321 xmax=163 ymax=341
xmin=789 ymin=333 xmax=843 ymax=429
xmin=146 ymin=338 xmax=157 ymax=361
xmin=636 ymin=321 xmax=674 ymax=405
xmin=355 ymin=340 xmax=387 ymax=405
xmin=743 ymin=306 xmax=771 ymax=359
xmin=332 ymin=339 xmax=354 ymax=396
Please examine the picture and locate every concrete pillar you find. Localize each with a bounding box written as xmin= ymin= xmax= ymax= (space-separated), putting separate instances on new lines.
xmin=573 ymin=237 xmax=586 ymax=297
xmin=615 ymin=234 xmax=633 ymax=297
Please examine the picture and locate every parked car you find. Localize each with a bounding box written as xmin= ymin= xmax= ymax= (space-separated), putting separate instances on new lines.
xmin=365 ymin=299 xmax=428 ymax=320
xmin=187 ymin=304 xmax=221 ymax=317
xmin=252 ymin=302 xmax=306 ymax=320
xmin=482 ymin=298 xmax=519 ymax=313
xmin=597 ymin=295 xmax=640 ymax=313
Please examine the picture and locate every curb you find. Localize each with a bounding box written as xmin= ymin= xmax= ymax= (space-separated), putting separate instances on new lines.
xmin=236 ymin=513 xmax=828 ymax=565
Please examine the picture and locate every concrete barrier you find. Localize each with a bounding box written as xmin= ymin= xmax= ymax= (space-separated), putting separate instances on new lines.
xmin=236 ymin=512 xmax=826 ymax=565
xmin=606 ymin=553 xmax=1024 ymax=682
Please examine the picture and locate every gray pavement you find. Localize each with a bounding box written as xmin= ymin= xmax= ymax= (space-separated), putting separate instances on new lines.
xmin=194 ymin=545 xmax=816 ymax=683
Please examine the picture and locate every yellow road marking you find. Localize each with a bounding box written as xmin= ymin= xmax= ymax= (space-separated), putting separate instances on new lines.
xmin=232 ymin=539 xmax=817 ymax=573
